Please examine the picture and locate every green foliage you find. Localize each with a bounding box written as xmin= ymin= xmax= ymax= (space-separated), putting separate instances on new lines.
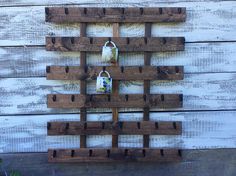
xmin=9 ymin=171 xmax=21 ymax=176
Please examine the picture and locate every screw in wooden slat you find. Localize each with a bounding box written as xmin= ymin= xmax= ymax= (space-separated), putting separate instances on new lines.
xmin=47 ymin=122 xmax=51 ymax=130
xmin=89 ymin=37 xmax=93 ymax=44
xmin=126 ymin=37 xmax=130 ymax=44
xmin=70 ymin=37 xmax=74 ymax=44
xmin=102 ymin=122 xmax=105 ymax=129
xmin=121 ymin=8 xmax=125 ymax=15
xmin=71 ymin=95 xmax=75 ymax=102
xmin=51 ymin=37 xmax=55 ymax=44
xmin=143 ymin=94 xmax=147 ymax=102
xmin=102 ymin=8 xmax=106 ymax=15
xmin=179 ymin=94 xmax=183 ymax=102
xmin=159 ymin=8 xmax=163 ymax=15
xmin=89 ymin=95 xmax=93 ymax=102
xmin=107 ymin=95 xmax=111 ymax=102
xmin=45 ymin=7 xmax=49 ymax=15
xmin=161 ymin=94 xmax=165 ymax=101
xmin=175 ymin=66 xmax=179 ymax=73
xmin=178 ymin=149 xmax=182 ymax=157
xmin=89 ymin=149 xmax=93 ymax=157
xmin=52 ymin=95 xmax=56 ymax=102
xmin=139 ymin=66 xmax=142 ymax=73
xmin=178 ymin=8 xmax=182 ymax=14
xmin=52 ymin=150 xmax=57 ymax=158
xmin=46 ymin=66 xmax=50 ymax=73
xmin=157 ymin=67 xmax=161 ymax=74
xmin=125 ymin=94 xmax=129 ymax=101
xmin=120 ymin=66 xmax=124 ymax=73
xmin=71 ymin=150 xmax=75 ymax=157
xmin=140 ymin=8 xmax=144 ymax=15
xmin=160 ymin=149 xmax=164 ymax=156
xmin=137 ymin=122 xmax=141 ymax=129
xmin=102 ymin=66 xmax=106 ymax=72
xmin=84 ymin=122 xmax=87 ymax=130
xmin=83 ymin=8 xmax=87 ymax=15
xmin=155 ymin=122 xmax=159 ymax=129
xmin=142 ymin=149 xmax=146 ymax=157
xmin=66 ymin=123 xmax=69 ymax=130
xmin=65 ymin=66 xmax=69 ymax=73
xmin=106 ymin=149 xmax=110 ymax=158
xmin=124 ymin=149 xmax=128 ymax=156
xmin=162 ymin=37 xmax=166 ymax=45
xmin=173 ymin=122 xmax=177 ymax=129
xmin=64 ymin=8 xmax=69 ymax=15
xmin=144 ymin=37 xmax=147 ymax=44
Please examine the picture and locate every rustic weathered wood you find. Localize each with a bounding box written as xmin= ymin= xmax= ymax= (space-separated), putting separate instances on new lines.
xmin=112 ymin=23 xmax=119 ymax=148
xmin=47 ymin=94 xmax=183 ymax=109
xmin=46 ymin=37 xmax=185 ymax=52
xmin=47 ymin=121 xmax=182 ymax=135
xmin=1 ymin=149 xmax=236 ymax=176
xmin=79 ymin=23 xmax=87 ymax=148
xmin=143 ymin=22 xmax=152 ymax=148
xmin=2 ymin=149 xmax=236 ymax=175
xmin=48 ymin=148 xmax=181 ymax=162
xmin=46 ymin=66 xmax=184 ymax=81
xmin=0 ymin=42 xmax=235 ymax=78
xmin=45 ymin=7 xmax=186 ymax=23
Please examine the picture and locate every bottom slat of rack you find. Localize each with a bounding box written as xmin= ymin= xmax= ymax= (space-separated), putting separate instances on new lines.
xmin=48 ymin=148 xmax=181 ymax=162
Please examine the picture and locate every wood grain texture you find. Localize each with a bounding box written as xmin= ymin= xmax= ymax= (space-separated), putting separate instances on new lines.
xmin=46 ymin=37 xmax=185 ymax=52
xmin=47 ymin=121 xmax=182 ymax=135
xmin=46 ymin=66 xmax=184 ymax=81
xmin=48 ymin=148 xmax=181 ymax=162
xmin=0 ymin=72 xmax=235 ymax=115
xmin=1 ymin=111 xmax=236 ymax=153
xmin=0 ymin=42 xmax=234 ymax=78
xmin=47 ymin=94 xmax=183 ymax=108
xmin=0 ymin=2 xmax=235 ymax=46
xmin=0 ymin=149 xmax=235 ymax=176
xmin=45 ymin=7 xmax=186 ymax=23
xmin=1 ymin=149 xmax=235 ymax=176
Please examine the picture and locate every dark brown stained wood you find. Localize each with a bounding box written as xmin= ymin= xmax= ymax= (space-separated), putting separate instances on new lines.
xmin=79 ymin=22 xmax=87 ymax=148
xmin=48 ymin=148 xmax=182 ymax=162
xmin=47 ymin=121 xmax=182 ymax=135
xmin=45 ymin=7 xmax=186 ymax=23
xmin=143 ymin=22 xmax=152 ymax=148
xmin=46 ymin=66 xmax=184 ymax=81
xmin=47 ymin=94 xmax=183 ymax=109
xmin=45 ymin=37 xmax=185 ymax=52
xmin=112 ymin=23 xmax=119 ymax=148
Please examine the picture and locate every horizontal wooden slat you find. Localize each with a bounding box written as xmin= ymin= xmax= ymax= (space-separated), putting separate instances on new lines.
xmin=47 ymin=121 xmax=182 ymax=135
xmin=45 ymin=7 xmax=186 ymax=23
xmin=46 ymin=66 xmax=184 ymax=81
xmin=48 ymin=148 xmax=181 ymax=162
xmin=46 ymin=37 xmax=185 ymax=52
xmin=47 ymin=94 xmax=183 ymax=109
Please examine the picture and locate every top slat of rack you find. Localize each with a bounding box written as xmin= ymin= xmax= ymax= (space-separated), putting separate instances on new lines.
xmin=45 ymin=7 xmax=186 ymax=23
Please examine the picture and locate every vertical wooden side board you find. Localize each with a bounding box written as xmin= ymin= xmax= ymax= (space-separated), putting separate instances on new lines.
xmin=80 ymin=23 xmax=87 ymax=148
xmin=46 ymin=7 xmax=186 ymax=163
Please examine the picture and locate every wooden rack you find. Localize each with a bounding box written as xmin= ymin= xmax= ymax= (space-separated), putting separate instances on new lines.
xmin=45 ymin=7 xmax=186 ymax=163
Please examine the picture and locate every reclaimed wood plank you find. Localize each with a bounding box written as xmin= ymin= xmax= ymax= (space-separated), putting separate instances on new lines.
xmin=45 ymin=37 xmax=185 ymax=52
xmin=46 ymin=66 xmax=184 ymax=81
xmin=0 ymin=42 xmax=235 ymax=78
xmin=45 ymin=7 xmax=186 ymax=23
xmin=0 ymin=2 xmax=235 ymax=45
xmin=47 ymin=121 xmax=182 ymax=135
xmin=1 ymin=111 xmax=236 ymax=152
xmin=47 ymin=94 xmax=183 ymax=109
xmin=0 ymin=149 xmax=235 ymax=176
xmin=0 ymin=73 xmax=235 ymax=115
xmin=48 ymin=148 xmax=181 ymax=162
